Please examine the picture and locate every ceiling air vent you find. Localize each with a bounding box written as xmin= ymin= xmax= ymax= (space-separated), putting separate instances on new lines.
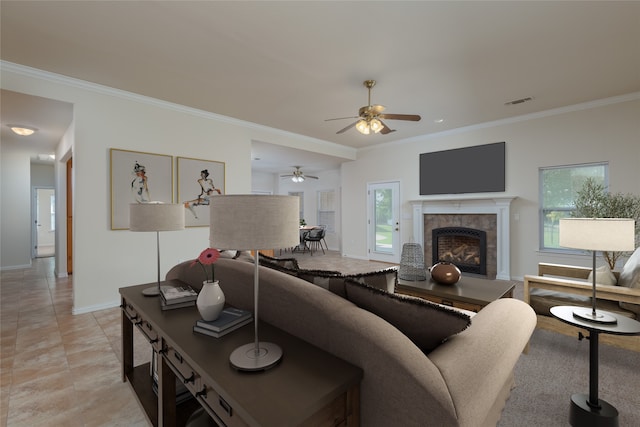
xmin=504 ymin=97 xmax=533 ymax=106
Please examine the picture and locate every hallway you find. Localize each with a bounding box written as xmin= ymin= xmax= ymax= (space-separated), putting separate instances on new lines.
xmin=0 ymin=257 xmax=149 ymax=426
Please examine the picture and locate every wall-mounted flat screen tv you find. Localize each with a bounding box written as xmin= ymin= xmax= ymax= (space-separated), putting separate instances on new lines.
xmin=419 ymin=142 xmax=505 ymax=195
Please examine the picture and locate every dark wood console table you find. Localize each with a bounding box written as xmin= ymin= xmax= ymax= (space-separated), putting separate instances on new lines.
xmin=397 ymin=275 xmax=515 ymax=312
xmin=120 ymin=281 xmax=362 ymax=426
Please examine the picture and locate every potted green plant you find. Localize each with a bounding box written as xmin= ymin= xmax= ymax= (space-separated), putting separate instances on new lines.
xmin=573 ymin=178 xmax=640 ymax=269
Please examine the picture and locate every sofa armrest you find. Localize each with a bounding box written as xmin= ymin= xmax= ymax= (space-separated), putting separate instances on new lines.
xmin=428 ymin=299 xmax=536 ymax=427
xmin=524 ymin=274 xmax=640 ymax=306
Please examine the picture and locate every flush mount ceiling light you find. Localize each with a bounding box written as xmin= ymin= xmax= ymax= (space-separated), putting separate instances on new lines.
xmin=8 ymin=125 xmax=38 ymax=136
xmin=38 ymin=154 xmax=56 ymax=161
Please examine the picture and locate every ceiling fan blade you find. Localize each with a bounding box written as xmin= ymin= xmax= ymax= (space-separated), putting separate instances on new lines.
xmin=325 ymin=116 xmax=358 ymax=122
xmin=379 ymin=120 xmax=396 ymax=135
xmin=280 ymin=174 xmax=295 ymax=178
xmin=336 ymin=121 xmax=358 ymax=134
xmin=306 ymin=175 xmax=319 ymax=179
xmin=379 ymin=113 xmax=421 ymax=121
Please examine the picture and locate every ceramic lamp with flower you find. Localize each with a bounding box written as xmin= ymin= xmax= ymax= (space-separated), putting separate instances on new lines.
xmin=191 ymin=248 xmax=225 ymax=321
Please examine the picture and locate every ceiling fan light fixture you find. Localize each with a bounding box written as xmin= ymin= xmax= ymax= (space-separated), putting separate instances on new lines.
xmin=9 ymin=125 xmax=37 ymax=136
xmin=370 ymin=118 xmax=383 ymax=133
xmin=292 ymin=175 xmax=305 ymax=183
xmin=356 ymin=119 xmax=370 ymax=135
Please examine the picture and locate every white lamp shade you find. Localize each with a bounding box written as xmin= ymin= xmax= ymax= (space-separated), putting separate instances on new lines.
xmin=129 ymin=202 xmax=185 ymax=231
xmin=209 ymin=195 xmax=300 ymax=250
xmin=559 ymin=218 xmax=635 ymax=251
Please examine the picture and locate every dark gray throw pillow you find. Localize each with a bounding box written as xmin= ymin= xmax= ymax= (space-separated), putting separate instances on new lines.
xmin=344 ymin=279 xmax=471 ymax=353
xmin=296 ymin=269 xmax=345 ymax=296
xmin=258 ymin=253 xmax=300 ymax=270
xmin=344 ymin=268 xmax=398 ymax=293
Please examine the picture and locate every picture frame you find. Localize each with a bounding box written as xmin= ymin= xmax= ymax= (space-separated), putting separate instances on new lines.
xmin=110 ymin=148 xmax=173 ymax=230
xmin=177 ymin=156 xmax=226 ymax=227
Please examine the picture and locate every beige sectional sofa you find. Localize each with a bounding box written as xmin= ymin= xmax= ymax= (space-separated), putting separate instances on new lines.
xmin=167 ymin=256 xmax=536 ymax=427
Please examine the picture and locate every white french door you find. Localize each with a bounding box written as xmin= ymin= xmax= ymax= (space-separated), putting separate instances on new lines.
xmin=367 ymin=181 xmax=400 ymax=263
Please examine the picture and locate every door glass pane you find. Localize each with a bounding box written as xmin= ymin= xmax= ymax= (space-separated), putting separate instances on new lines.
xmin=374 ymin=188 xmax=392 ymax=253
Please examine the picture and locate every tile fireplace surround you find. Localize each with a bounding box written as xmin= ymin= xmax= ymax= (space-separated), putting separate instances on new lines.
xmin=411 ymin=196 xmax=515 ymax=280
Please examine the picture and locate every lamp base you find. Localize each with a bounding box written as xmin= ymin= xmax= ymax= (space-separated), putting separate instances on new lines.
xmin=142 ymin=285 xmax=173 ymax=296
xmin=570 ymin=393 xmax=618 ymax=427
xmin=229 ymin=342 xmax=283 ymax=372
xmin=572 ymin=308 xmax=618 ymax=325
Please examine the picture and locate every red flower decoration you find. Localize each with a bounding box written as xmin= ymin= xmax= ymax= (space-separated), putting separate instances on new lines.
xmin=191 ymin=248 xmax=220 ymax=282
xmin=198 ymin=248 xmax=220 ymax=265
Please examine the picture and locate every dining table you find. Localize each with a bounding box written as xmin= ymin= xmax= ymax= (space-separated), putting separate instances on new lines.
xmin=294 ymin=225 xmax=317 ymax=253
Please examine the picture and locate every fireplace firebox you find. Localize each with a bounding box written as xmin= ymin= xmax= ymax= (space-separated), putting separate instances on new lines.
xmin=432 ymin=227 xmax=487 ymax=276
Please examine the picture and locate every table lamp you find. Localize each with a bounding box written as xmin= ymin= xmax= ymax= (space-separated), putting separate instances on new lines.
xmin=210 ymin=195 xmax=299 ymax=371
xmin=559 ymin=218 xmax=635 ymax=324
xmin=130 ymin=202 xmax=185 ymax=296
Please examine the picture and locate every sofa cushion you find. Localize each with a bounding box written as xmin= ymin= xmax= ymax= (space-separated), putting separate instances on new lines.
xmin=344 ymin=279 xmax=471 ymax=353
xmin=344 ymin=268 xmax=398 ymax=293
xmin=529 ymin=288 xmax=636 ymax=318
xmin=619 ymin=247 xmax=640 ymax=316
xmin=587 ymin=264 xmax=617 ymax=286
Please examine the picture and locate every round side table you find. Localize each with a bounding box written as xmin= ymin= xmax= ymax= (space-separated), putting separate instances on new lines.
xmin=550 ymin=305 xmax=640 ymax=427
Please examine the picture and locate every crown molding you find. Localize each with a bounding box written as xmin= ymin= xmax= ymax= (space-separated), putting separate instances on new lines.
xmin=360 ymin=91 xmax=640 ymax=153
xmin=0 ymin=61 xmax=353 ymax=156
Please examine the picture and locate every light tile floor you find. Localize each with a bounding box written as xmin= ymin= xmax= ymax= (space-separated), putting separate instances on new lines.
xmin=1 ymin=257 xmax=150 ymax=427
xmin=1 ymin=252 xmax=392 ymax=426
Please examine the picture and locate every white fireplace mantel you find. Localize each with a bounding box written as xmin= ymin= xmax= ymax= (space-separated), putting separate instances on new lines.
xmin=411 ymin=196 xmax=516 ymax=280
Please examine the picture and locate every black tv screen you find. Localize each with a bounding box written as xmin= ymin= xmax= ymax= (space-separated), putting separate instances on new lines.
xmin=419 ymin=142 xmax=505 ymax=195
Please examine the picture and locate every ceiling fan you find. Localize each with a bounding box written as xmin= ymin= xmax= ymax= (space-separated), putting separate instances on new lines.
xmin=280 ymin=166 xmax=319 ymax=183
xmin=326 ymin=80 xmax=421 ymax=135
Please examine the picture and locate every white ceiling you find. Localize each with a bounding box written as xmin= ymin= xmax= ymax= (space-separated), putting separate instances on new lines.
xmin=2 ymin=1 xmax=639 ymax=172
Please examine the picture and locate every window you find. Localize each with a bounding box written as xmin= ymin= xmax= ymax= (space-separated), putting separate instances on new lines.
xmin=539 ymin=162 xmax=608 ymax=250
xmin=288 ymin=191 xmax=304 ymax=224
xmin=317 ymin=190 xmax=335 ymax=233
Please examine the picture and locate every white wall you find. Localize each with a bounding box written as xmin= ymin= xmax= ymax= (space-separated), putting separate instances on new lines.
xmin=1 ymin=64 xmax=350 ymax=313
xmin=1 ymin=143 xmax=32 ymax=268
xmin=342 ymin=98 xmax=640 ymax=279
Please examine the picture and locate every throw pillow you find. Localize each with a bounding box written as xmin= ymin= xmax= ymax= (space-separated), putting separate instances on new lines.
xmin=296 ymin=269 xmax=344 ymax=295
xmin=233 ymin=251 xmax=255 ymax=263
xmin=344 ymin=279 xmax=471 ymax=353
xmin=618 ymin=247 xmax=640 ymax=316
xmin=587 ymin=264 xmax=617 ymax=286
xmin=258 ymin=253 xmax=300 ymax=270
xmin=345 ymin=268 xmax=398 ymax=293
xmin=219 ymin=250 xmax=238 ymax=259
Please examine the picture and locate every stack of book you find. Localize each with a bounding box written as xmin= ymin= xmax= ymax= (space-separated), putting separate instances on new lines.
xmin=160 ymin=285 xmax=197 ymax=310
xmin=193 ymin=307 xmax=253 ymax=338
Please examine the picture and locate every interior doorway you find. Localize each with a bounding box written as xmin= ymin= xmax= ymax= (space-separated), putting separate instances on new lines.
xmin=34 ymin=187 xmax=55 ymax=258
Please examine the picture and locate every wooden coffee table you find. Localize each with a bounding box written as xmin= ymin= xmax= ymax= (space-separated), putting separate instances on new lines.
xmin=397 ymin=275 xmax=515 ymax=312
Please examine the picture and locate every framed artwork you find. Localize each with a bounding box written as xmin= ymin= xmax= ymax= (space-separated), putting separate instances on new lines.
xmin=177 ymin=156 xmax=226 ymax=227
xmin=110 ymin=148 xmax=173 ymax=230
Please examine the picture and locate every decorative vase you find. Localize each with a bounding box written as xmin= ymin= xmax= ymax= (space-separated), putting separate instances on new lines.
xmin=197 ymin=280 xmax=225 ymax=321
xmin=429 ymin=262 xmax=461 ymax=285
